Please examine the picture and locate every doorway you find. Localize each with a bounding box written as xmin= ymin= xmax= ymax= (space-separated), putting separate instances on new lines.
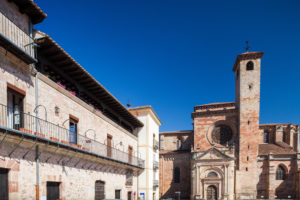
xmin=46 ymin=182 xmax=60 ymax=200
xmin=207 ymin=185 xmax=217 ymax=200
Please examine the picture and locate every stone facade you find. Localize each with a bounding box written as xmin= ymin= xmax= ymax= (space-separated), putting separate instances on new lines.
xmin=0 ymin=1 xmax=145 ymax=199
xmin=159 ymin=52 xmax=300 ymax=200
xmin=129 ymin=106 xmax=162 ymax=200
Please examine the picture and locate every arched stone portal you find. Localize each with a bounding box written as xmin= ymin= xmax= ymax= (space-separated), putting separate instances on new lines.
xmin=207 ymin=185 xmax=217 ymax=200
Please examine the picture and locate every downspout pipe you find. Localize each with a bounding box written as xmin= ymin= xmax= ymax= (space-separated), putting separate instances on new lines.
xmin=29 ymin=21 xmax=40 ymax=200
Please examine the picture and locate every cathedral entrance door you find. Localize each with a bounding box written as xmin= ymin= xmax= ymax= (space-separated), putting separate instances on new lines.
xmin=207 ymin=185 xmax=217 ymax=200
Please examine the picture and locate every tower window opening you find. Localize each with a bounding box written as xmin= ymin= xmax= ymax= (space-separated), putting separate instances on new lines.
xmin=263 ymin=131 xmax=269 ymax=143
xmin=246 ymin=61 xmax=254 ymax=71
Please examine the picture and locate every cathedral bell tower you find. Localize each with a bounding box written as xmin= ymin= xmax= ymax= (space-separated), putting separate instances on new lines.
xmin=233 ymin=51 xmax=264 ymax=199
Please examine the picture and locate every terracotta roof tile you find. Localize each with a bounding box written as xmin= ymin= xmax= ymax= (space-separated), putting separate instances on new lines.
xmin=258 ymin=143 xmax=295 ymax=155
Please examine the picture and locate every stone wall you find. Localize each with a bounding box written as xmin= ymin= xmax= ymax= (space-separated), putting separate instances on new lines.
xmin=159 ymin=152 xmax=191 ymax=200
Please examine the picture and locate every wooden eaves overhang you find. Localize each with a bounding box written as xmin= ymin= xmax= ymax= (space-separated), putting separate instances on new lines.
xmin=9 ymin=0 xmax=47 ymax=24
xmin=36 ymin=33 xmax=144 ymax=132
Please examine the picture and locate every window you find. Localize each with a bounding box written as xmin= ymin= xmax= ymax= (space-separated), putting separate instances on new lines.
xmin=211 ymin=124 xmax=233 ymax=145
xmin=159 ymin=135 xmax=164 ymax=150
xmin=95 ymin=180 xmax=105 ymax=200
xmin=126 ymin=169 xmax=133 ymax=186
xmin=246 ymin=61 xmax=254 ymax=71
xmin=207 ymin=171 xmax=218 ymax=177
xmin=7 ymin=87 xmax=24 ymax=130
xmin=276 ymin=165 xmax=286 ymax=180
xmin=263 ymin=131 xmax=269 ymax=143
xmin=115 ymin=190 xmax=121 ymax=199
xmin=69 ymin=115 xmax=78 ymax=144
xmin=176 ymin=138 xmax=182 ymax=150
xmin=47 ymin=182 xmax=60 ymax=200
xmin=173 ymin=167 xmax=180 ymax=183
xmin=283 ymin=132 xmax=287 ymax=143
xmin=0 ymin=168 xmax=9 ymax=200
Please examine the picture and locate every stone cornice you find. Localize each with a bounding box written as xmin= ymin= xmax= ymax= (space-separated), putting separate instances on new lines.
xmin=192 ymin=108 xmax=237 ymax=119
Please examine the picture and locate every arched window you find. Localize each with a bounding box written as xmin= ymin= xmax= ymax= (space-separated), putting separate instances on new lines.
xmin=276 ymin=165 xmax=286 ymax=180
xmin=173 ymin=167 xmax=180 ymax=183
xmin=246 ymin=61 xmax=254 ymax=71
xmin=282 ymin=132 xmax=287 ymax=143
xmin=207 ymin=172 xmax=218 ymax=178
xmin=176 ymin=138 xmax=182 ymax=150
xmin=263 ymin=131 xmax=269 ymax=143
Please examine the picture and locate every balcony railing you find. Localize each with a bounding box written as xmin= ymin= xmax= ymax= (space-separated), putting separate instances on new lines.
xmin=153 ymin=180 xmax=159 ymax=187
xmin=153 ymin=161 xmax=159 ymax=169
xmin=0 ymin=11 xmax=34 ymax=57
xmin=0 ymin=104 xmax=144 ymax=168
xmin=153 ymin=140 xmax=159 ymax=150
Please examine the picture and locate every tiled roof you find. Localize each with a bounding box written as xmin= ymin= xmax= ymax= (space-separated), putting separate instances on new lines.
xmin=10 ymin=0 xmax=47 ymax=24
xmin=258 ymin=143 xmax=296 ymax=155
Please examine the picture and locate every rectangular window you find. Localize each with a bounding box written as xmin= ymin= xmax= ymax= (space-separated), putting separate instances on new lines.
xmin=159 ymin=135 xmax=164 ymax=150
xmin=115 ymin=189 xmax=121 ymax=199
xmin=107 ymin=134 xmax=112 ymax=157
xmin=47 ymin=182 xmax=60 ymax=200
xmin=7 ymin=88 xmax=24 ymax=130
xmin=69 ymin=115 xmax=78 ymax=144
xmin=95 ymin=180 xmax=105 ymax=200
xmin=0 ymin=168 xmax=9 ymax=200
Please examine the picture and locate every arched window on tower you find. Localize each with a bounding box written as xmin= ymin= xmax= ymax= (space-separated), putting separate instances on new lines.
xmin=276 ymin=165 xmax=286 ymax=180
xmin=283 ymin=132 xmax=287 ymax=143
xmin=173 ymin=167 xmax=180 ymax=183
xmin=246 ymin=61 xmax=254 ymax=71
xmin=263 ymin=131 xmax=269 ymax=143
xmin=176 ymin=138 xmax=182 ymax=150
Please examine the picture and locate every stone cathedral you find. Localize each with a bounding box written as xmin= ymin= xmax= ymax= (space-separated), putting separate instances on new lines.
xmin=159 ymin=52 xmax=300 ymax=200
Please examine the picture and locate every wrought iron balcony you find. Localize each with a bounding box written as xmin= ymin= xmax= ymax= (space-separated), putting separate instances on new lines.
xmin=153 ymin=161 xmax=159 ymax=169
xmin=153 ymin=180 xmax=159 ymax=187
xmin=0 ymin=11 xmax=36 ymax=63
xmin=0 ymin=104 xmax=144 ymax=168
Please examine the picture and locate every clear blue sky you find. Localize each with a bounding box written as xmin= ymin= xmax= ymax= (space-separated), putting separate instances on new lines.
xmin=35 ymin=0 xmax=300 ymax=132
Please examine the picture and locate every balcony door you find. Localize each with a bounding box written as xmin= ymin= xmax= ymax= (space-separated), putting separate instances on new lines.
xmin=7 ymin=88 xmax=24 ymax=130
xmin=107 ymin=134 xmax=112 ymax=157
xmin=128 ymin=146 xmax=133 ymax=164
xmin=69 ymin=117 xmax=78 ymax=144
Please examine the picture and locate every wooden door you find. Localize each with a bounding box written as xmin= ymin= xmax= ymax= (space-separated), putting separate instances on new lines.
xmin=95 ymin=181 xmax=105 ymax=200
xmin=107 ymin=135 xmax=112 ymax=157
xmin=0 ymin=168 xmax=8 ymax=200
xmin=127 ymin=191 xmax=132 ymax=200
xmin=207 ymin=185 xmax=217 ymax=200
xmin=47 ymin=182 xmax=60 ymax=200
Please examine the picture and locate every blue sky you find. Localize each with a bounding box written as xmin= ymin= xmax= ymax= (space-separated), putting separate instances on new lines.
xmin=35 ymin=0 xmax=300 ymax=131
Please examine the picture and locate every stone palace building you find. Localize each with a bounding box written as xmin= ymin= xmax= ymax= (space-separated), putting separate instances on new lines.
xmin=159 ymin=52 xmax=300 ymax=200
xmin=0 ymin=0 xmax=156 ymax=199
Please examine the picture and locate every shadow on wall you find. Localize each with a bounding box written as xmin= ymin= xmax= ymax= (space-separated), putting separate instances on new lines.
xmin=0 ymin=141 xmax=130 ymax=175
xmin=160 ymin=152 xmax=191 ymax=200
xmin=256 ymin=161 xmax=297 ymax=199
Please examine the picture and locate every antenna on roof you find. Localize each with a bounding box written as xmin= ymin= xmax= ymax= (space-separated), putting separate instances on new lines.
xmin=127 ymin=99 xmax=131 ymax=108
xmin=245 ymin=41 xmax=250 ymax=52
